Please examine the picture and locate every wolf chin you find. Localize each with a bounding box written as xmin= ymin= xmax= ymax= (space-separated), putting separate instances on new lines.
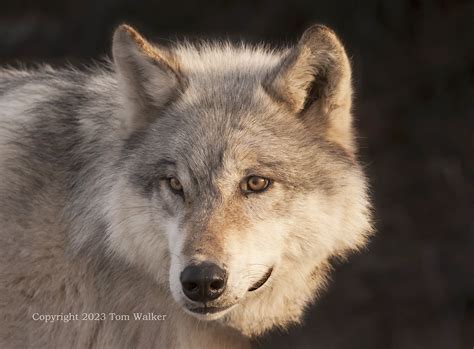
xmin=0 ymin=24 xmax=372 ymax=348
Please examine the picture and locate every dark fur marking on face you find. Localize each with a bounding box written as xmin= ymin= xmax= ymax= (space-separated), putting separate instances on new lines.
xmin=128 ymin=159 xmax=177 ymax=197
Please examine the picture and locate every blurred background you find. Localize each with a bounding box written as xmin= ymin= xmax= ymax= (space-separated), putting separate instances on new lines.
xmin=1 ymin=0 xmax=473 ymax=348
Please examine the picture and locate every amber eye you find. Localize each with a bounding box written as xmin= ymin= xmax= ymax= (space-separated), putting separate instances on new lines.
xmin=242 ymin=176 xmax=271 ymax=193
xmin=168 ymin=177 xmax=183 ymax=193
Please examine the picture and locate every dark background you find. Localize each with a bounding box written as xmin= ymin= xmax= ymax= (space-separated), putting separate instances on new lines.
xmin=1 ymin=1 xmax=473 ymax=348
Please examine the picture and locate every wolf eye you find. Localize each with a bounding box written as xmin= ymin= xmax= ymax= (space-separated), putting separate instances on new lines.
xmin=241 ymin=176 xmax=271 ymax=193
xmin=168 ymin=177 xmax=183 ymax=193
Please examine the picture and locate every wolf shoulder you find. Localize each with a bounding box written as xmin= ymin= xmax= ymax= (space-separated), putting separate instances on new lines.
xmin=0 ymin=65 xmax=124 ymax=161
xmin=0 ymin=66 xmax=122 ymax=216
xmin=0 ymin=65 xmax=121 ymax=125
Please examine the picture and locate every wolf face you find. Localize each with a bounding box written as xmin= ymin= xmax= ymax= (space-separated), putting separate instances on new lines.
xmin=103 ymin=25 xmax=372 ymax=336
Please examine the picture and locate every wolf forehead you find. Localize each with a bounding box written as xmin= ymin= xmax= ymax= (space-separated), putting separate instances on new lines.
xmin=142 ymin=44 xmax=291 ymax=121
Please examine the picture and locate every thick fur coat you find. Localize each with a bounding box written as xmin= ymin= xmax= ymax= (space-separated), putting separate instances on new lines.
xmin=0 ymin=25 xmax=372 ymax=348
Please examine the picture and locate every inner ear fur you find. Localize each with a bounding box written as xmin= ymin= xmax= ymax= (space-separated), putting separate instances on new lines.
xmin=264 ymin=25 xmax=355 ymax=153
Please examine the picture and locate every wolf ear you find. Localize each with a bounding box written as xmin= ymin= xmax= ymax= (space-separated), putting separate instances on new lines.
xmin=112 ymin=24 xmax=185 ymax=133
xmin=264 ymin=25 xmax=354 ymax=152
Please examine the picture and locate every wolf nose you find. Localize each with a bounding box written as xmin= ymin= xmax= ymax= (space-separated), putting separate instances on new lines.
xmin=180 ymin=262 xmax=227 ymax=302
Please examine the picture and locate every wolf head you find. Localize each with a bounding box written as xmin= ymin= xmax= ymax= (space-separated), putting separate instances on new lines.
xmin=103 ymin=24 xmax=372 ymax=336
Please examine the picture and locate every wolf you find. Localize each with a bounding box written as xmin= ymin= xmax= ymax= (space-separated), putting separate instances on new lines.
xmin=0 ymin=24 xmax=372 ymax=348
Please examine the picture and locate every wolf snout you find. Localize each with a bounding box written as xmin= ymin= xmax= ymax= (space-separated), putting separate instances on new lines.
xmin=180 ymin=262 xmax=227 ymax=302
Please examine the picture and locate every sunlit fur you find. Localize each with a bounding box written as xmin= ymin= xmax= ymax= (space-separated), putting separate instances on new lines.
xmin=0 ymin=25 xmax=372 ymax=348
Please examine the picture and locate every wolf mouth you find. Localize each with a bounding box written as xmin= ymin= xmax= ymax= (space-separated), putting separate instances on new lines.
xmin=188 ymin=305 xmax=233 ymax=314
xmin=248 ymin=267 xmax=273 ymax=292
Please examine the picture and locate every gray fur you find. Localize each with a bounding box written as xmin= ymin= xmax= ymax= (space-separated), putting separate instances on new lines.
xmin=0 ymin=24 xmax=373 ymax=348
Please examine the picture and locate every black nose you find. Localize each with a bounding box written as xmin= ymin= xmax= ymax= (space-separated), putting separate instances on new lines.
xmin=180 ymin=262 xmax=227 ymax=302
